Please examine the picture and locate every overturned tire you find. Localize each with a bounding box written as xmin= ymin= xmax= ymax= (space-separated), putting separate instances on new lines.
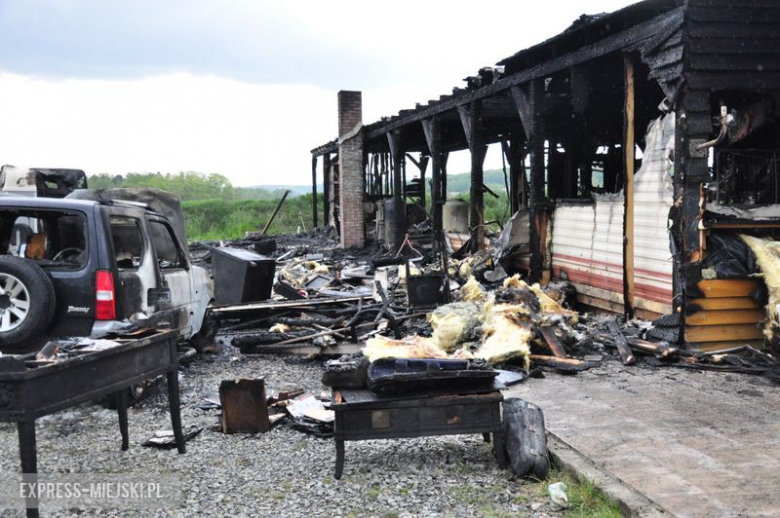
xmin=503 ymin=397 xmax=549 ymax=479
xmin=0 ymin=256 xmax=56 ymax=351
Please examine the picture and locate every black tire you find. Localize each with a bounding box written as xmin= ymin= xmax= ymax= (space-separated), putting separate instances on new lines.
xmin=0 ymin=256 xmax=56 ymax=351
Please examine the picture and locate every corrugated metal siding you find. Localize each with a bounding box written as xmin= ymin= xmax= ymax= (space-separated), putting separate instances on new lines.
xmin=551 ymin=114 xmax=675 ymax=312
xmin=633 ymin=114 xmax=675 ymax=304
xmin=552 ymin=196 xmax=625 ymax=296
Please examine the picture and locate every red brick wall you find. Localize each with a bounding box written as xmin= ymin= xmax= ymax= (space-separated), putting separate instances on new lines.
xmin=337 ymin=91 xmax=365 ymax=249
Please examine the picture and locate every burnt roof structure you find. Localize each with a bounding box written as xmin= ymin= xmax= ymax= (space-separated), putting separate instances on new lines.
xmin=310 ymin=0 xmax=780 ymax=352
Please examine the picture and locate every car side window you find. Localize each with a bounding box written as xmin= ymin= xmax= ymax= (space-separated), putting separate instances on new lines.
xmin=148 ymin=220 xmax=183 ymax=269
xmin=109 ymin=216 xmax=144 ymax=269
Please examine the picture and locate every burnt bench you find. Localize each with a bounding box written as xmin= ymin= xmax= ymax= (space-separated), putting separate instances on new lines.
xmin=330 ymin=385 xmax=507 ymax=479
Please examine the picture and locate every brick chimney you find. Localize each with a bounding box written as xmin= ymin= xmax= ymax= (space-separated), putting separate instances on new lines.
xmin=337 ymin=91 xmax=365 ymax=249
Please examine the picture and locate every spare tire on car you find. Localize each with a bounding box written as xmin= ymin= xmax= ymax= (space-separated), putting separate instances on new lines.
xmin=0 ymin=256 xmax=56 ymax=351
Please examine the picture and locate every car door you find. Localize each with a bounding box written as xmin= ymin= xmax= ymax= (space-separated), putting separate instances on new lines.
xmin=145 ymin=216 xmax=193 ymax=337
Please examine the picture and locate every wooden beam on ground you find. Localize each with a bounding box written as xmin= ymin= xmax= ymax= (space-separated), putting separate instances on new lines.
xmin=607 ymin=321 xmax=636 ymax=365
xmin=539 ymin=326 xmax=568 ymax=358
xmin=529 ymin=355 xmax=594 ymax=372
xmin=623 ymin=52 xmax=636 ymax=320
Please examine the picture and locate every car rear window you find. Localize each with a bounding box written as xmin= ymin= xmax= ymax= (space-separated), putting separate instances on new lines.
xmin=0 ymin=208 xmax=88 ymax=268
xmin=109 ymin=216 xmax=144 ymax=269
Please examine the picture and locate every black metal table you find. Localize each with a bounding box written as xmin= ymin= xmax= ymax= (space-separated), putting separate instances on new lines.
xmin=331 ymin=384 xmax=507 ymax=479
xmin=0 ymin=329 xmax=186 ymax=517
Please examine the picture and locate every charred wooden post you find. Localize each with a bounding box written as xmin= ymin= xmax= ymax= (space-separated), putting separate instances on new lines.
xmin=387 ymin=129 xmax=406 ymax=251
xmin=323 ymin=154 xmax=331 ymax=227
xmin=547 ymin=142 xmax=565 ymax=200
xmin=623 ymin=53 xmax=636 ymax=319
xmin=422 ymin=118 xmax=444 ymax=236
xmin=311 ymin=155 xmax=319 ymax=229
xmin=503 ymin=135 xmax=527 ymax=213
xmin=528 ymin=79 xmax=546 ymax=284
xmin=458 ymin=102 xmax=488 ymax=251
xmin=674 ymin=88 xmax=711 ymax=341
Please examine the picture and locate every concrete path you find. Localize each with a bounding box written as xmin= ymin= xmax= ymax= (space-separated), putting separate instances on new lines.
xmin=505 ymin=362 xmax=780 ymax=518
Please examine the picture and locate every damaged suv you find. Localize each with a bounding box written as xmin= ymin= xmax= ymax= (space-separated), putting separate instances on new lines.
xmin=0 ymin=188 xmax=213 ymax=351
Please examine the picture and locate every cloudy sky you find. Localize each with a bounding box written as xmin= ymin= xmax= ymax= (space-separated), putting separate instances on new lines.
xmin=0 ymin=0 xmax=636 ymax=187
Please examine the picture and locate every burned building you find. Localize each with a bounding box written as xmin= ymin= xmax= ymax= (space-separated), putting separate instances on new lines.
xmin=311 ymin=0 xmax=780 ymax=353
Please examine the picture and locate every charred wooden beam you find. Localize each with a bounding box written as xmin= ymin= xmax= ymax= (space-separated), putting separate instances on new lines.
xmin=502 ymin=135 xmax=528 ymax=213
xmin=510 ymin=86 xmax=533 ymax=140
xmin=422 ymin=117 xmax=444 ymax=236
xmin=623 ymin=52 xmax=636 ymax=319
xmin=458 ymin=102 xmax=489 ymax=251
xmin=539 ymin=326 xmax=567 ymax=358
xmin=323 ymin=154 xmax=331 ymax=227
xmin=387 ymin=130 xmax=406 ymax=251
xmin=311 ymin=155 xmax=319 ymax=229
xmin=607 ymin=321 xmax=636 ymax=365
xmin=529 ymin=355 xmax=594 ymax=372
xmin=528 ymin=78 xmax=546 ymax=284
xmin=363 ymin=8 xmax=685 ymax=141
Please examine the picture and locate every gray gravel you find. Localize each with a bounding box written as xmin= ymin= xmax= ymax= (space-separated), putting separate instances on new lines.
xmin=0 ymin=345 xmax=566 ymax=517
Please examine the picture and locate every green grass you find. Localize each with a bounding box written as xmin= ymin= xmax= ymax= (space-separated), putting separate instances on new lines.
xmin=182 ymin=194 xmax=324 ymax=241
xmin=540 ymin=468 xmax=623 ymax=518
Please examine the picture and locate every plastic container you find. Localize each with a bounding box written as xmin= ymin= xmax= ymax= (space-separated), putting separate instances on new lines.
xmin=210 ymin=246 xmax=276 ymax=305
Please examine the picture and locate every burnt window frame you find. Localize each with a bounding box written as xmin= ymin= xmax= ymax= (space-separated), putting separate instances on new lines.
xmin=0 ymin=207 xmax=89 ymax=271
xmin=108 ymin=215 xmax=146 ymax=271
xmin=146 ymin=217 xmax=188 ymax=271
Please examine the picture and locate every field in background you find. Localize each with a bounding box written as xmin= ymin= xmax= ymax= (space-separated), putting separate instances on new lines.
xmin=88 ymin=171 xmax=513 ymax=242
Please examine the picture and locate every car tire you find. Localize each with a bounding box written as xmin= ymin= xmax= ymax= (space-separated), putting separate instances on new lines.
xmin=0 ymin=256 xmax=56 ymax=351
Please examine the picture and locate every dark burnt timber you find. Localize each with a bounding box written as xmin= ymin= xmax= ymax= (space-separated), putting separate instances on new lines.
xmin=311 ymin=0 xmax=780 ymax=352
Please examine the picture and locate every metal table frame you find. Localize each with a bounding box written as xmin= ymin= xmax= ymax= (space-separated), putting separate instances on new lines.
xmin=331 ymin=388 xmax=507 ymax=479
xmin=0 ymin=330 xmax=186 ymax=517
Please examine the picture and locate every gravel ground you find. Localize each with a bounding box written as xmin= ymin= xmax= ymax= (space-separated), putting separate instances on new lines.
xmin=0 ymin=345 xmax=566 ymax=518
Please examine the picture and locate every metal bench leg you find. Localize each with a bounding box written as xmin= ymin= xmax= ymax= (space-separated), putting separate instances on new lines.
xmin=334 ymin=440 xmax=345 ymax=480
xmin=18 ymin=420 xmax=39 ymax=518
xmin=166 ymin=370 xmax=186 ymax=454
xmin=116 ymin=390 xmax=129 ymax=451
xmin=493 ymin=430 xmax=508 ymax=469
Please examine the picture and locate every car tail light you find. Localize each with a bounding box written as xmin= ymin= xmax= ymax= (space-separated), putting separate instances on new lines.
xmin=95 ymin=270 xmax=116 ymax=321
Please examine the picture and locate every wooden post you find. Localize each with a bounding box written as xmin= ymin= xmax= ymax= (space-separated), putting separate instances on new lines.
xmin=387 ymin=130 xmax=406 ymax=251
xmin=458 ymin=102 xmax=488 ymax=251
xmin=422 ymin=118 xmax=443 ymax=235
xmin=311 ymin=155 xmax=319 ymax=229
xmin=528 ymin=79 xmax=546 ymax=284
xmin=623 ymin=53 xmax=636 ymax=319
xmin=503 ymin=136 xmax=527 ymax=214
xmin=323 ymin=154 xmax=331 ymax=227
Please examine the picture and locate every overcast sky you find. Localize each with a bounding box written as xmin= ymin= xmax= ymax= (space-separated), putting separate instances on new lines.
xmin=0 ymin=0 xmax=637 ymax=187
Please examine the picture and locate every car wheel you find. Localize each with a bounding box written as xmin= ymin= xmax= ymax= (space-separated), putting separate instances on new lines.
xmin=0 ymin=256 xmax=56 ymax=351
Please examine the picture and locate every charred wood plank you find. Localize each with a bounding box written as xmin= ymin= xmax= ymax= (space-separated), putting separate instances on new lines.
xmin=538 ymin=327 xmax=567 ymax=358
xmin=529 ymin=355 xmax=594 ymax=372
xmin=219 ymin=378 xmax=270 ymax=434
xmin=607 ymin=321 xmax=636 ymax=365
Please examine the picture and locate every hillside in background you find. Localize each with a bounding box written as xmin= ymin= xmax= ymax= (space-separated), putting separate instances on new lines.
xmin=86 ymin=170 xmax=514 ymax=241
